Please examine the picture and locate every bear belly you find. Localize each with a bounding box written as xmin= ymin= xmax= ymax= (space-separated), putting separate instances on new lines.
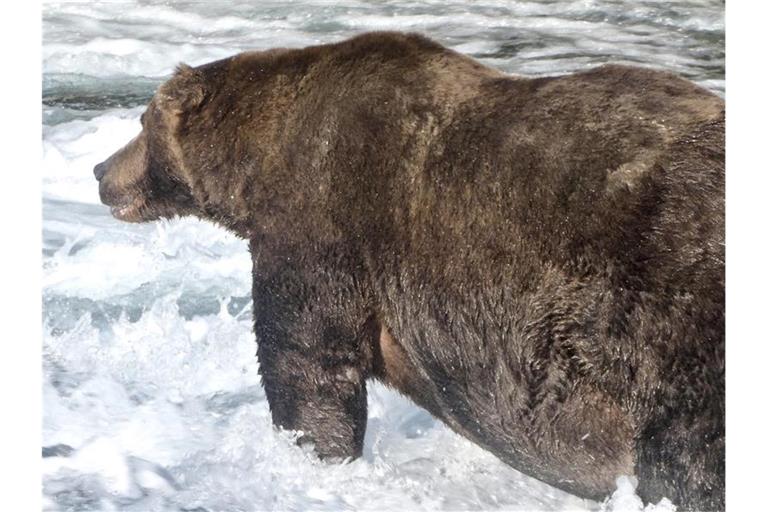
xmin=374 ymin=321 xmax=636 ymax=500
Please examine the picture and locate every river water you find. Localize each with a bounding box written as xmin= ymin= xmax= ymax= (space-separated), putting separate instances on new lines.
xmin=42 ymin=1 xmax=724 ymax=510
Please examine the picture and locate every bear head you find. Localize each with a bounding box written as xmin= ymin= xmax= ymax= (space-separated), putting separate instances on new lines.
xmin=93 ymin=64 xmax=209 ymax=223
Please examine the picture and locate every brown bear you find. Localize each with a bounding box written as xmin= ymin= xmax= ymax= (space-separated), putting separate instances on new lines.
xmin=94 ymin=32 xmax=724 ymax=511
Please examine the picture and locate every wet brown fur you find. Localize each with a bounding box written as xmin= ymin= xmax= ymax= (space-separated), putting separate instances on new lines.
xmin=94 ymin=32 xmax=725 ymax=510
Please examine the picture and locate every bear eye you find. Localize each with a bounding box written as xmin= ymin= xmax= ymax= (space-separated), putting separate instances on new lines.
xmin=140 ymin=112 xmax=146 ymax=125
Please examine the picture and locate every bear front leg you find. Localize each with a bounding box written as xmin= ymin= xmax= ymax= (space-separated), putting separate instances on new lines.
xmin=636 ymin=405 xmax=725 ymax=511
xmin=251 ymin=241 xmax=374 ymax=460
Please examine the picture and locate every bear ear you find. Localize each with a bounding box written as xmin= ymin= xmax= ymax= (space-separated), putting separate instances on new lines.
xmin=157 ymin=64 xmax=208 ymax=115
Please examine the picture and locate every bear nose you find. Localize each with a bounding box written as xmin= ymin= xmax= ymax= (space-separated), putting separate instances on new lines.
xmin=93 ymin=161 xmax=107 ymax=181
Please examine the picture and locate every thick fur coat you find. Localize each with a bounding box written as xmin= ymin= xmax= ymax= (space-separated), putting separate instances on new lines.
xmin=94 ymin=32 xmax=725 ymax=510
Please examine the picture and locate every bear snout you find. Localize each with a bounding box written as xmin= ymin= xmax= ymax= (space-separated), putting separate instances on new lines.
xmin=93 ymin=161 xmax=107 ymax=181
xmin=95 ymin=160 xmax=127 ymax=207
xmin=98 ymin=178 xmax=120 ymax=207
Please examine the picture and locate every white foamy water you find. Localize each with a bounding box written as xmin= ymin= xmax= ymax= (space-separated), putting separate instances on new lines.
xmin=43 ymin=1 xmax=721 ymax=510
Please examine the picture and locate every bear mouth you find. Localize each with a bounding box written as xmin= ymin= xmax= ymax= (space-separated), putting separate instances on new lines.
xmin=110 ymin=196 xmax=146 ymax=222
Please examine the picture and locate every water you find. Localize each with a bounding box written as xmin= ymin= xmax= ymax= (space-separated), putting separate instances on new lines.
xmin=42 ymin=1 xmax=723 ymax=510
